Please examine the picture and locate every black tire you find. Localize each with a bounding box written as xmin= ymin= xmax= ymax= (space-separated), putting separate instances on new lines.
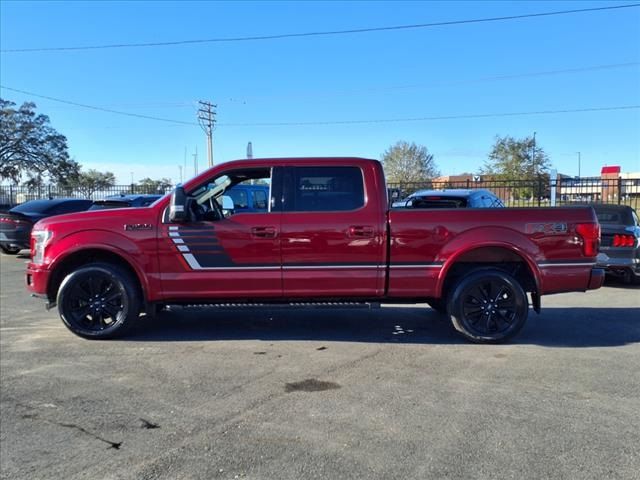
xmin=0 ymin=245 xmax=21 ymax=255
xmin=426 ymin=298 xmax=447 ymax=315
xmin=57 ymin=262 xmax=141 ymax=339
xmin=447 ymin=269 xmax=528 ymax=344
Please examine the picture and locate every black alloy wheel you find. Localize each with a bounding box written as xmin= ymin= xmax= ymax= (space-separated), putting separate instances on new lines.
xmin=447 ymin=269 xmax=528 ymax=343
xmin=57 ymin=263 xmax=141 ymax=339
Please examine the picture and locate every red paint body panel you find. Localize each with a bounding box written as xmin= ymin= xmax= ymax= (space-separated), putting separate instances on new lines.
xmin=25 ymin=157 xmax=602 ymax=306
xmin=280 ymin=161 xmax=387 ymax=297
xmin=158 ymin=213 xmax=283 ymax=300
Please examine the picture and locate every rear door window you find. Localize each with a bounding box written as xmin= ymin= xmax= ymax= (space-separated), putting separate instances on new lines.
xmin=283 ymin=166 xmax=364 ymax=212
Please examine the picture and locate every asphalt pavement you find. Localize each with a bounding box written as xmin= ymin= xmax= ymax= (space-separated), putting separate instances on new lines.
xmin=1 ymin=252 xmax=639 ymax=480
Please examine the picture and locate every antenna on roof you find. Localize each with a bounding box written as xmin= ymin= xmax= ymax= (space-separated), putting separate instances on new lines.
xmin=246 ymin=141 xmax=253 ymax=159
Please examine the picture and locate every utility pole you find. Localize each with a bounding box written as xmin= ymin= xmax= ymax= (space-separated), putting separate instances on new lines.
xmin=577 ymin=152 xmax=581 ymax=177
xmin=198 ymin=100 xmax=217 ymax=168
xmin=178 ymin=165 xmax=183 ymax=183
xmin=193 ymin=146 xmax=198 ymax=176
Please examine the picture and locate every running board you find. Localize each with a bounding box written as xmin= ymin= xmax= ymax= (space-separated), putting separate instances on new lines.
xmin=171 ymin=301 xmax=381 ymax=310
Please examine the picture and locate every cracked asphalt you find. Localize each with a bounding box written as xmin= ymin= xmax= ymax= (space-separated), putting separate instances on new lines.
xmin=1 ymin=252 xmax=639 ymax=479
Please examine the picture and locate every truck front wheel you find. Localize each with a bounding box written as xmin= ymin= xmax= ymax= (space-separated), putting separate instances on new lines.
xmin=57 ymin=263 xmax=141 ymax=339
xmin=447 ymin=269 xmax=528 ymax=344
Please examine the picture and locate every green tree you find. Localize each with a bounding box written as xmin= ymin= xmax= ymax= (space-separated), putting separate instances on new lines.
xmin=72 ymin=169 xmax=116 ymax=199
xmin=481 ymin=135 xmax=551 ymax=200
xmin=137 ymin=177 xmax=173 ymax=194
xmin=0 ymin=99 xmax=80 ymax=185
xmin=381 ymin=141 xmax=440 ymax=185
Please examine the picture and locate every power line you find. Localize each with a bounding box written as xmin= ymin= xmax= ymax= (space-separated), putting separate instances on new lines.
xmin=2 ymin=85 xmax=638 ymax=128
xmin=2 ymin=4 xmax=638 ymax=53
xmin=5 ymin=61 xmax=636 ymax=113
xmin=217 ymin=106 xmax=640 ymax=127
xmin=0 ymin=85 xmax=197 ymax=125
xmin=220 ymin=62 xmax=640 ymax=103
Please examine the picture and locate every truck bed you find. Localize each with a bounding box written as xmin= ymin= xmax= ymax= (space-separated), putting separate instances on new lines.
xmin=388 ymin=206 xmax=599 ymax=297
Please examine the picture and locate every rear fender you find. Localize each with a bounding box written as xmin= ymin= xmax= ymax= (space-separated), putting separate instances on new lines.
xmin=435 ymin=226 xmax=542 ymax=298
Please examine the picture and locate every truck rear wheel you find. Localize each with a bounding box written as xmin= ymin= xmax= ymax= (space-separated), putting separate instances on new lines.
xmin=447 ymin=269 xmax=528 ymax=344
xmin=57 ymin=263 xmax=141 ymax=339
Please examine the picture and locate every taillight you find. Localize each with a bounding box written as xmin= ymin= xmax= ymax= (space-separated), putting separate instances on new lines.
xmin=612 ymin=234 xmax=636 ymax=248
xmin=575 ymin=223 xmax=600 ymax=257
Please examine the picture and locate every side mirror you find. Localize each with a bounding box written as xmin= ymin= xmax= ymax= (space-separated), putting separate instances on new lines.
xmin=221 ymin=195 xmax=235 ymax=217
xmin=169 ymin=185 xmax=188 ymax=222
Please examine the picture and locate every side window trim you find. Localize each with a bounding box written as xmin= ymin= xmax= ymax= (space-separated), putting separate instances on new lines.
xmin=270 ymin=166 xmax=284 ymax=213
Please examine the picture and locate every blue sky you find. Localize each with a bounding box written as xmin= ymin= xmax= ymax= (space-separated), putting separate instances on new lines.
xmin=1 ymin=0 xmax=639 ymax=183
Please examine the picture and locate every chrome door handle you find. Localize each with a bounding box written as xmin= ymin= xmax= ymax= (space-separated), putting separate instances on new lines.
xmin=251 ymin=226 xmax=277 ymax=238
xmin=348 ymin=226 xmax=374 ymax=238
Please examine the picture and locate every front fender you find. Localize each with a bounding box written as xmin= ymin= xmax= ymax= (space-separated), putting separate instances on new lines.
xmin=45 ymin=229 xmax=158 ymax=301
xmin=435 ymin=226 xmax=542 ymax=297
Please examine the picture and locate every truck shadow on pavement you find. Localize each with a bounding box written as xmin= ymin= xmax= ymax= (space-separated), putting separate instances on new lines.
xmin=127 ymin=306 xmax=640 ymax=348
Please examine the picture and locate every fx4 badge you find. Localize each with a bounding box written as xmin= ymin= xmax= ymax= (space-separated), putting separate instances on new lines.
xmin=526 ymin=222 xmax=568 ymax=235
xmin=124 ymin=223 xmax=153 ymax=231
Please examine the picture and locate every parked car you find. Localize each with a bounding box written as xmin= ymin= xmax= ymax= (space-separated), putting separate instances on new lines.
xmin=591 ymin=204 xmax=640 ymax=284
xmin=225 ymin=184 xmax=269 ymax=213
xmin=392 ymin=189 xmax=505 ymax=209
xmin=0 ymin=198 xmax=93 ymax=254
xmin=26 ymin=158 xmax=603 ymax=344
xmin=89 ymin=194 xmax=162 ymax=210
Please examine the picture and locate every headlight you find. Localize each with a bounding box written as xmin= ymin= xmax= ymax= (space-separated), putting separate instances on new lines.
xmin=31 ymin=230 xmax=53 ymax=265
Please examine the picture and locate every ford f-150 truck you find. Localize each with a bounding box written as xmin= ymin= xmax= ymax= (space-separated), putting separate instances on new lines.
xmin=25 ymin=158 xmax=604 ymax=343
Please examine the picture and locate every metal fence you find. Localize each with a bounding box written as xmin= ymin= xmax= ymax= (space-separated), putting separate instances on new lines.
xmin=0 ymin=184 xmax=172 ymax=209
xmin=387 ymin=176 xmax=640 ymax=210
xmin=1 ymin=176 xmax=639 ymax=211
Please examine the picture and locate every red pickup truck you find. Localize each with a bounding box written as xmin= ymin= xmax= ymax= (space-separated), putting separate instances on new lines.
xmin=26 ymin=158 xmax=603 ymax=343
